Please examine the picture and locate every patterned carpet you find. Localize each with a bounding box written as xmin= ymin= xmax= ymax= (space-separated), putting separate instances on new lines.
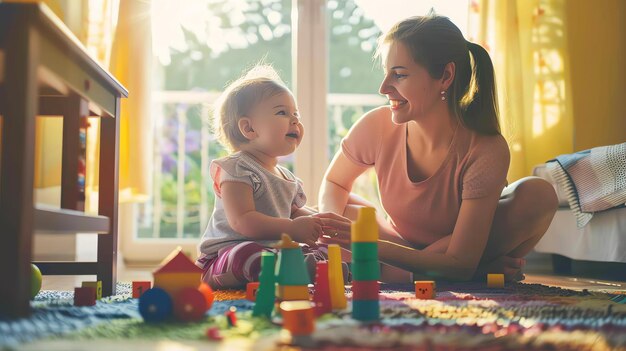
xmin=1 ymin=282 xmax=626 ymax=350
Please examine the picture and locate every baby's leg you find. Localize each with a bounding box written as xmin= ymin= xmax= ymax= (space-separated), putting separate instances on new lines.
xmin=201 ymin=242 xmax=271 ymax=289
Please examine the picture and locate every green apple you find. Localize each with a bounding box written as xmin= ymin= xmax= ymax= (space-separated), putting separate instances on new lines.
xmin=31 ymin=263 xmax=42 ymax=299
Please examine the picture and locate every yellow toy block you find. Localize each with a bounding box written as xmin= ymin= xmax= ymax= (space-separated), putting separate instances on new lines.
xmin=414 ymin=281 xmax=436 ymax=299
xmin=276 ymin=285 xmax=310 ymax=301
xmin=487 ymin=274 xmax=505 ymax=288
xmin=327 ymin=244 xmax=347 ymax=310
xmin=82 ymin=281 xmax=102 ymax=300
xmin=351 ymin=207 xmax=378 ymax=242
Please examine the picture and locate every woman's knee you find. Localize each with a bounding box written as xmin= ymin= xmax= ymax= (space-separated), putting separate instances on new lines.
xmin=507 ymin=177 xmax=558 ymax=226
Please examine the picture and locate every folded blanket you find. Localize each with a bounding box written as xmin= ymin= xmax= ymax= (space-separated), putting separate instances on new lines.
xmin=546 ymin=142 xmax=626 ymax=227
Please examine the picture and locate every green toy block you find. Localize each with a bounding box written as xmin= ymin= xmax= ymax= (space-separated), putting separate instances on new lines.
xmin=352 ymin=299 xmax=380 ymax=321
xmin=351 ymin=242 xmax=378 ymax=261
xmin=275 ymin=247 xmax=311 ymax=286
xmin=351 ymin=260 xmax=380 ymax=281
xmin=252 ymin=252 xmax=277 ymax=318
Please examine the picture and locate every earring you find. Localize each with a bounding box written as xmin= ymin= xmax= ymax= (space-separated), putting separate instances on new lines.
xmin=440 ymin=91 xmax=446 ymax=101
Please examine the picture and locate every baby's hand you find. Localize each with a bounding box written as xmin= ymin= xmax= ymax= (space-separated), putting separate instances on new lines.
xmin=289 ymin=216 xmax=323 ymax=247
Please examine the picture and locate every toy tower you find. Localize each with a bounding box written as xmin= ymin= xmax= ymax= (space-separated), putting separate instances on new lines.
xmin=274 ymin=234 xmax=311 ymax=307
xmin=351 ymin=207 xmax=380 ymax=321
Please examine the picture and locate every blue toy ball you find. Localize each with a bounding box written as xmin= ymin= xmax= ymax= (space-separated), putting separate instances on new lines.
xmin=138 ymin=287 xmax=173 ymax=323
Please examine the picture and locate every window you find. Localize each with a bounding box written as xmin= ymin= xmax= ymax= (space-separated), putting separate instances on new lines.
xmin=124 ymin=0 xmax=469 ymax=262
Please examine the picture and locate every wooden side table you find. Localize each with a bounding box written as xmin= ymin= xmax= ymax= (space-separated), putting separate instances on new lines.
xmin=0 ymin=2 xmax=128 ymax=318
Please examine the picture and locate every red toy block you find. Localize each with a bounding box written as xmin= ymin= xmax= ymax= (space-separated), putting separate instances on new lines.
xmin=246 ymin=282 xmax=260 ymax=301
xmin=225 ymin=306 xmax=237 ymax=327
xmin=174 ymin=287 xmax=207 ymax=322
xmin=206 ymin=326 xmax=223 ymax=341
xmin=352 ymin=280 xmax=379 ymax=300
xmin=74 ymin=287 xmax=96 ymax=306
xmin=132 ymin=281 xmax=152 ymax=298
xmin=312 ymin=261 xmax=332 ymax=316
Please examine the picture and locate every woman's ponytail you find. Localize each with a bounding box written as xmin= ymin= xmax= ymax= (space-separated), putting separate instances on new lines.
xmin=463 ymin=41 xmax=500 ymax=135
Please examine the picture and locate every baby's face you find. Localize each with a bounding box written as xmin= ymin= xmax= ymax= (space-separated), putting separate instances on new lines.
xmin=248 ymin=92 xmax=304 ymax=157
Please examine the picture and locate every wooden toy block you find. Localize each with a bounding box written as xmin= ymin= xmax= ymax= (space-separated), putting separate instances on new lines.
xmin=153 ymin=247 xmax=203 ymax=297
xmin=487 ymin=274 xmax=505 ymax=288
xmin=206 ymin=327 xmax=223 ymax=340
xmin=351 ymin=207 xmax=379 ymax=242
xmin=276 ymin=284 xmax=310 ymax=301
xmin=351 ymin=242 xmax=378 ymax=261
xmin=246 ymin=282 xmax=260 ymax=301
xmin=174 ymin=287 xmax=208 ymax=322
xmin=252 ymin=252 xmax=277 ymax=318
xmin=81 ymin=281 xmax=102 ymax=300
xmin=328 ymin=245 xmax=347 ymax=310
xmin=352 ymin=299 xmax=380 ymax=321
xmin=225 ymin=306 xmax=237 ymax=327
xmin=132 ymin=281 xmax=152 ymax=298
xmin=280 ymin=300 xmax=315 ymax=336
xmin=414 ymin=281 xmax=436 ymax=299
xmin=139 ymin=287 xmax=173 ymax=323
xmin=275 ymin=236 xmax=311 ymax=286
xmin=351 ymin=259 xmax=381 ymax=281
xmin=312 ymin=262 xmax=332 ymax=316
xmin=198 ymin=282 xmax=215 ymax=309
xmin=352 ymin=280 xmax=379 ymax=300
xmin=74 ymin=287 xmax=96 ymax=306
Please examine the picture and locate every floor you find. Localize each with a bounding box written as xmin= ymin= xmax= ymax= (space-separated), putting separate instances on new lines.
xmin=41 ymin=251 xmax=626 ymax=293
xmin=23 ymin=252 xmax=626 ymax=351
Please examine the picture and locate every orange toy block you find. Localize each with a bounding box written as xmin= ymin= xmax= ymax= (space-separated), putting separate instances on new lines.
xmin=276 ymin=284 xmax=310 ymax=301
xmin=132 ymin=281 xmax=152 ymax=298
xmin=414 ymin=281 xmax=436 ymax=299
xmin=487 ymin=274 xmax=505 ymax=288
xmin=74 ymin=287 xmax=96 ymax=306
xmin=246 ymin=282 xmax=260 ymax=301
xmin=280 ymin=300 xmax=315 ymax=336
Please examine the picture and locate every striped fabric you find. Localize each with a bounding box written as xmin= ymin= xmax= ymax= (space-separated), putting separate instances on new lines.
xmin=547 ymin=142 xmax=626 ymax=227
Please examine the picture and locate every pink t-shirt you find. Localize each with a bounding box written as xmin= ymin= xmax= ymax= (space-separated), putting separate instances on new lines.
xmin=341 ymin=107 xmax=510 ymax=247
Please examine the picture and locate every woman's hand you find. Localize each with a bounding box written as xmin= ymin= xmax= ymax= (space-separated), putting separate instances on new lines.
xmin=288 ymin=216 xmax=323 ymax=247
xmin=313 ymin=212 xmax=352 ymax=248
xmin=474 ymin=255 xmax=526 ymax=282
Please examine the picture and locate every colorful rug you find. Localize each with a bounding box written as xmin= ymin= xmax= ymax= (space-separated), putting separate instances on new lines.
xmin=2 ymin=282 xmax=626 ymax=350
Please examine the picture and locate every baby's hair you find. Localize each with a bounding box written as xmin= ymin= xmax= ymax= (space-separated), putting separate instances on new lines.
xmin=212 ymin=65 xmax=290 ymax=152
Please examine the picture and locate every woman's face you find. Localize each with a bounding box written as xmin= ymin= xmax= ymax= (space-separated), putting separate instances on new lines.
xmin=378 ymin=41 xmax=442 ymax=124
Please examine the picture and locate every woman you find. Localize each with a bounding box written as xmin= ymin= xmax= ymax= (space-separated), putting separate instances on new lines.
xmin=318 ymin=15 xmax=558 ymax=282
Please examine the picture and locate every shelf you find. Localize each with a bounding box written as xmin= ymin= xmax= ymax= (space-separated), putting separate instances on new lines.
xmin=35 ymin=204 xmax=109 ymax=234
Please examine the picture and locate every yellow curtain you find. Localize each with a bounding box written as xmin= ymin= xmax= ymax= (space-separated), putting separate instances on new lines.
xmin=15 ymin=0 xmax=152 ymax=209
xmin=467 ymin=0 xmax=575 ymax=182
xmin=94 ymin=0 xmax=153 ymax=205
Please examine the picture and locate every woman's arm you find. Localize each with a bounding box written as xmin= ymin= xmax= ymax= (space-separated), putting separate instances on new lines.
xmin=319 ymin=151 xmax=411 ymax=247
xmin=378 ymin=191 xmax=501 ymax=281
xmin=318 ymin=151 xmax=365 ymax=216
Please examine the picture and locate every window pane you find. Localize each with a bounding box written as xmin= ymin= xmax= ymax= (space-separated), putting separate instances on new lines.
xmin=137 ymin=0 xmax=293 ymax=240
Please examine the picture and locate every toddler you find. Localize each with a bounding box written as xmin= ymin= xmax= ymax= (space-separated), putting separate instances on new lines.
xmin=196 ymin=65 xmax=350 ymax=289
